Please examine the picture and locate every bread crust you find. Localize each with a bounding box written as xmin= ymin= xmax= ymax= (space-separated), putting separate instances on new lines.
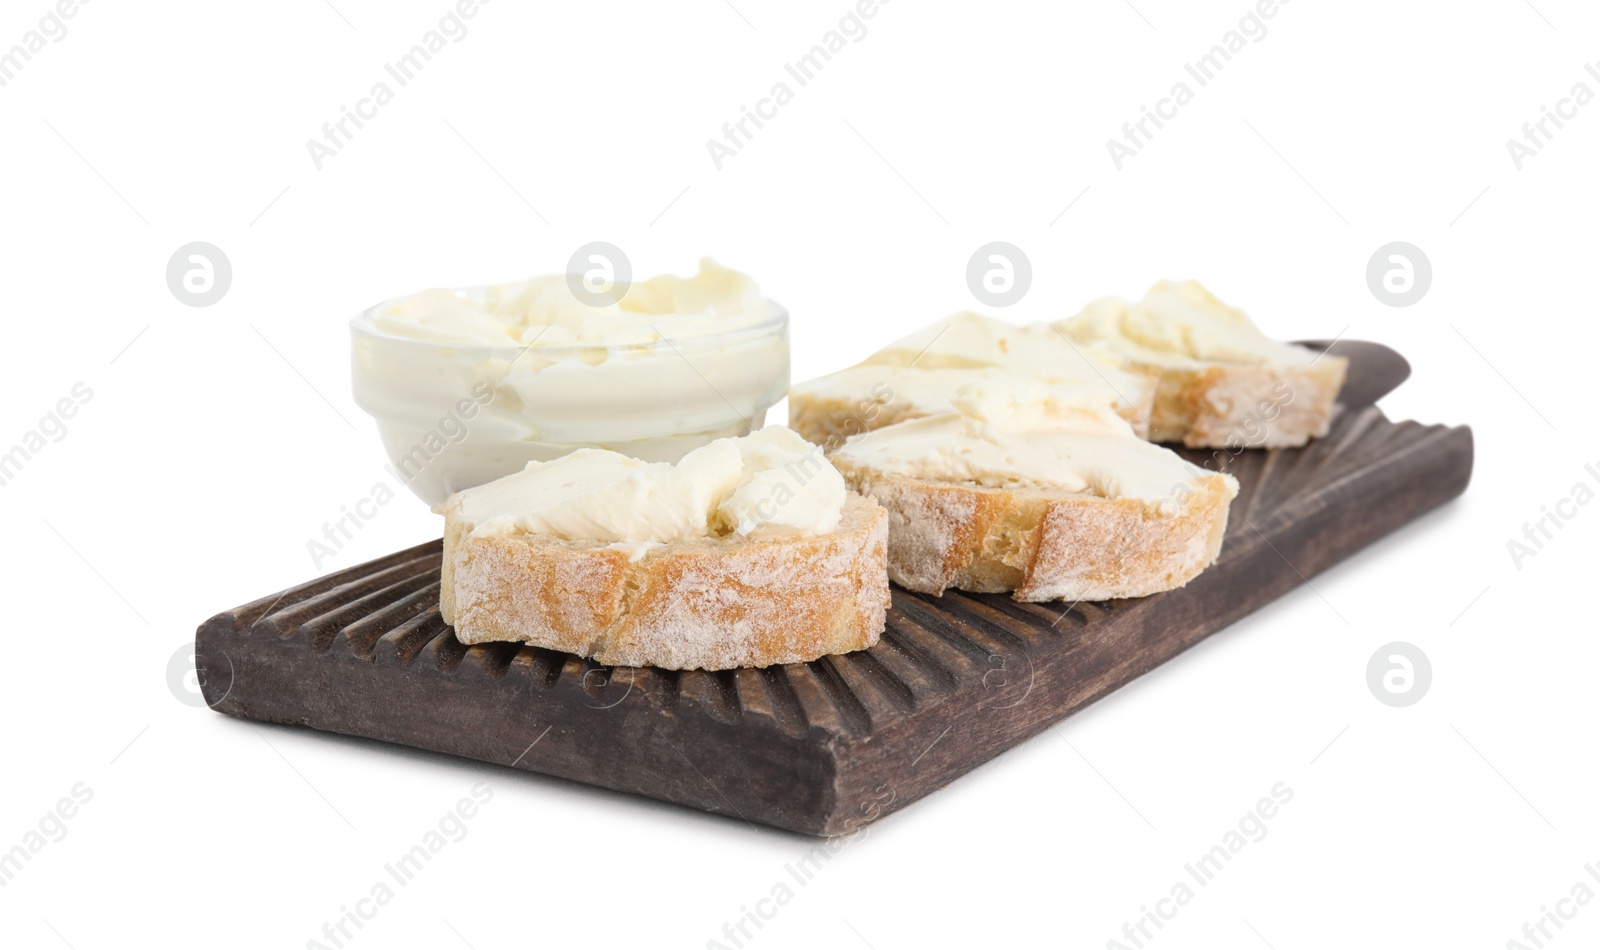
xmin=440 ymin=493 xmax=890 ymax=670
xmin=833 ymin=459 xmax=1237 ymax=602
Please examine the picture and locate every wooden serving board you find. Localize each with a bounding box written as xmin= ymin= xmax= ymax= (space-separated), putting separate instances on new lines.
xmin=196 ymin=341 xmax=1471 ymax=835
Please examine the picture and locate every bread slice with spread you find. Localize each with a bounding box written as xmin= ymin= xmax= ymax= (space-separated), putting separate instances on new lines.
xmin=830 ymin=379 xmax=1238 ymax=602
xmin=1054 ymin=281 xmax=1347 ymax=449
xmin=789 ymin=312 xmax=1158 ymax=446
xmin=439 ymin=427 xmax=889 ymax=670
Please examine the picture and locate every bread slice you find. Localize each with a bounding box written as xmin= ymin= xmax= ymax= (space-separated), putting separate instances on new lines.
xmin=790 ymin=365 xmax=1157 ymax=447
xmin=1054 ymin=283 xmax=1348 ymax=449
xmin=440 ymin=492 xmax=889 ymax=670
xmin=832 ymin=458 xmax=1236 ymax=602
xmin=788 ymin=313 xmax=1160 ymax=450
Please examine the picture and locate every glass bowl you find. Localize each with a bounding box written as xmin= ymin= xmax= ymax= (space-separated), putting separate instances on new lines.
xmin=351 ymin=296 xmax=790 ymax=504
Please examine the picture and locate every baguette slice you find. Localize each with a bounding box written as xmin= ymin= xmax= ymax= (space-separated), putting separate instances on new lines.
xmin=790 ymin=364 xmax=1157 ymax=447
xmin=788 ymin=313 xmax=1159 ymax=449
xmin=828 ymin=377 xmax=1240 ymax=602
xmin=1054 ymin=282 xmax=1348 ymax=449
xmin=440 ymin=492 xmax=889 ymax=670
xmin=832 ymin=460 xmax=1236 ymax=602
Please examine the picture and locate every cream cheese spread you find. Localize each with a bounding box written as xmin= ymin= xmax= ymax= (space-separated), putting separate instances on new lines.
xmin=791 ymin=311 xmax=1154 ymax=422
xmin=456 ymin=426 xmax=845 ymax=558
xmin=366 ymin=259 xmax=769 ymax=348
xmin=832 ymin=377 xmax=1231 ymax=514
xmin=1054 ymin=280 xmax=1317 ymax=368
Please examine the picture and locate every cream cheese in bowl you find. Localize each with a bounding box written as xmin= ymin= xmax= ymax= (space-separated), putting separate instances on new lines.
xmin=352 ymin=259 xmax=790 ymax=504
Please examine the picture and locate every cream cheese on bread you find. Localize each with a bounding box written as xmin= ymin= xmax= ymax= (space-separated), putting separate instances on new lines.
xmin=455 ymin=426 xmax=846 ymax=557
xmin=842 ymin=311 xmax=1146 ymax=391
xmin=789 ymin=312 xmax=1156 ymax=438
xmin=1054 ymin=280 xmax=1318 ymax=368
xmin=831 ymin=378 xmax=1230 ymax=515
xmin=792 ymin=364 xmax=1147 ymax=420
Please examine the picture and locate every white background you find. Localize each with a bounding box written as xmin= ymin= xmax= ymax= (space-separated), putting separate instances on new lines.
xmin=2 ymin=0 xmax=1596 ymax=947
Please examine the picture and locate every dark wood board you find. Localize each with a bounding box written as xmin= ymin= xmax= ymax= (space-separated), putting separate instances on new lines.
xmin=196 ymin=341 xmax=1473 ymax=835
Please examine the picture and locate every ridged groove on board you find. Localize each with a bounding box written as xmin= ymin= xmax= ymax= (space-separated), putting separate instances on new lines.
xmin=732 ymin=668 xmax=787 ymax=737
xmin=781 ymin=661 xmax=870 ymax=738
xmin=647 ymin=668 xmax=681 ymax=709
xmin=882 ymin=611 xmax=979 ymax=687
xmin=573 ymin=658 xmax=606 ymax=698
xmin=1290 ymin=419 xmax=1447 ymax=528
xmin=874 ymin=626 xmax=961 ymax=692
xmin=819 ymin=652 xmax=908 ymax=726
xmin=1262 ymin=423 xmax=1335 ymax=499
xmin=753 ymin=667 xmax=810 ymax=739
xmin=375 ymin=610 xmax=450 ymax=666
xmin=557 ymin=656 xmax=592 ymax=693
xmin=424 ymin=630 xmax=470 ymax=673
xmin=1240 ymin=447 xmax=1283 ymax=526
xmin=580 ymin=663 xmax=641 ymax=706
xmin=465 ymin=641 xmax=519 ymax=680
xmin=969 ymin=592 xmax=1086 ymax=631
xmin=249 ymin=554 xmax=438 ymax=638
xmin=901 ymin=592 xmax=1027 ymax=661
xmin=936 ymin=593 xmax=1039 ymax=650
xmin=807 ymin=658 xmax=875 ymax=738
xmin=1069 ymin=599 xmax=1118 ymax=622
xmin=218 ymin=542 xmax=440 ymax=632
xmin=891 ymin=595 xmax=995 ymax=664
xmin=714 ymin=670 xmax=742 ymax=721
xmin=1277 ymin=409 xmax=1396 ymax=498
xmin=298 ymin=573 xmax=439 ymax=652
xmin=824 ymin=651 xmax=913 ymax=727
xmin=678 ymin=670 xmax=742 ymax=725
xmin=336 ymin=582 xmax=441 ymax=657
xmin=518 ymin=648 xmax=564 ymax=689
xmin=1319 ymin=407 xmax=1391 ymax=472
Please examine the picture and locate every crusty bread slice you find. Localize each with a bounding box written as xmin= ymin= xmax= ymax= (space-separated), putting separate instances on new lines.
xmin=832 ymin=458 xmax=1236 ymax=602
xmin=1052 ymin=282 xmax=1350 ymax=449
xmin=439 ymin=492 xmax=889 ymax=670
xmin=1138 ymin=357 xmax=1347 ymax=449
xmin=789 ymin=383 xmax=1156 ymax=447
xmin=788 ymin=365 xmax=1157 ymax=448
